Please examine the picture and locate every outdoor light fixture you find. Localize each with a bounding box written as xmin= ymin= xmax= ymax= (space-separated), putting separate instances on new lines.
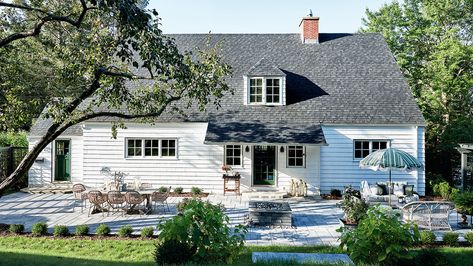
xmin=280 ymin=146 xmax=285 ymax=153
xmin=245 ymin=146 xmax=250 ymax=152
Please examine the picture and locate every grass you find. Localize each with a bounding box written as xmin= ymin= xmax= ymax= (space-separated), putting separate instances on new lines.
xmin=1 ymin=235 xmax=473 ymax=265
xmin=0 ymin=236 xmax=340 ymax=266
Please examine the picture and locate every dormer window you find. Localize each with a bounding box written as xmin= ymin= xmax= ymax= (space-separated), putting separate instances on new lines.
xmin=249 ymin=77 xmax=282 ymax=104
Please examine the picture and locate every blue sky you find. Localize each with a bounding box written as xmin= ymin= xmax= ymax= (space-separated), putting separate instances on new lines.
xmin=148 ymin=0 xmax=392 ymax=34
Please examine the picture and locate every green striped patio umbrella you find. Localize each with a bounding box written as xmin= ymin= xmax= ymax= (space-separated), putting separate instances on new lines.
xmin=359 ymin=148 xmax=423 ymax=206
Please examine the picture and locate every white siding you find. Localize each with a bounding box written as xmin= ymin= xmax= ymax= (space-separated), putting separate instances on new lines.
xmin=82 ymin=123 xmax=225 ymax=193
xmin=320 ymin=125 xmax=426 ymax=195
xmin=28 ymin=136 xmax=83 ymax=186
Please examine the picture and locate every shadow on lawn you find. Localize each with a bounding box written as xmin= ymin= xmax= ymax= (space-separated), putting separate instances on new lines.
xmin=0 ymin=251 xmax=153 ymax=266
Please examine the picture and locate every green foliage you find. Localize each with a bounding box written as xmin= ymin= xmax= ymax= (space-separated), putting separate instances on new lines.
xmin=464 ymin=232 xmax=473 ymax=246
xmin=191 ymin=186 xmax=202 ymax=196
xmin=173 ymin=186 xmax=183 ymax=194
xmin=442 ymin=232 xmax=459 ymax=246
xmin=453 ymin=191 xmax=473 ymax=215
xmin=31 ymin=222 xmax=48 ymax=236
xmin=53 ymin=225 xmax=69 ymax=237
xmin=75 ymin=225 xmax=89 ymax=236
xmin=158 ymin=186 xmax=167 ymax=193
xmin=176 ymin=197 xmax=191 ymax=212
xmin=157 ymin=198 xmax=247 ymax=263
xmin=0 ymin=223 xmax=9 ymax=232
xmin=0 ymin=0 xmax=232 ymax=193
xmin=0 ymin=131 xmax=28 ymax=147
xmin=95 ymin=224 xmax=111 ymax=236
xmin=339 ymin=187 xmax=368 ymax=224
xmin=117 ymin=225 xmax=133 ymax=237
xmin=140 ymin=226 xmax=154 ymax=238
xmin=420 ymin=231 xmax=437 ymax=245
xmin=401 ymin=249 xmax=449 ymax=266
xmin=154 ymin=239 xmax=195 ymax=265
xmin=338 ymin=205 xmax=419 ymax=265
xmin=433 ymin=181 xmax=459 ymax=200
xmin=8 ymin=224 xmax=24 ymax=234
xmin=362 ymin=0 xmax=473 ymax=178
xmin=330 ymin=189 xmax=342 ymax=198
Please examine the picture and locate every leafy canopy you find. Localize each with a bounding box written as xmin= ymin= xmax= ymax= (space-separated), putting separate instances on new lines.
xmin=361 ymin=0 xmax=473 ymax=177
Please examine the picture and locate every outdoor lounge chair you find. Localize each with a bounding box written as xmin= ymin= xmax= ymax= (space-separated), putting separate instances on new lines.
xmin=107 ymin=191 xmax=126 ymax=216
xmin=72 ymin=183 xmax=87 ymax=213
xmin=88 ymin=190 xmax=108 ymax=217
xmin=125 ymin=191 xmax=146 ymax=215
xmin=151 ymin=186 xmax=171 ymax=213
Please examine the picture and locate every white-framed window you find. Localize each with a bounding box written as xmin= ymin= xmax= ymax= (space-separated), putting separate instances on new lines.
xmin=225 ymin=145 xmax=242 ymax=166
xmin=126 ymin=138 xmax=177 ymax=158
xmin=287 ymin=146 xmax=305 ymax=167
xmin=353 ymin=140 xmax=389 ymax=159
xmin=127 ymin=139 xmax=142 ymax=157
xmin=248 ymin=77 xmax=282 ymax=105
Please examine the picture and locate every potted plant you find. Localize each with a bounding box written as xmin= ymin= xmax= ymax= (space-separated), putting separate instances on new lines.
xmin=339 ymin=186 xmax=368 ymax=228
xmin=221 ymin=165 xmax=232 ymax=175
xmin=453 ymin=191 xmax=473 ymax=227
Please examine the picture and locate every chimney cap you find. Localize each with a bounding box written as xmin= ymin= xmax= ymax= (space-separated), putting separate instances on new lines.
xmin=308 ymin=9 xmax=313 ymax=17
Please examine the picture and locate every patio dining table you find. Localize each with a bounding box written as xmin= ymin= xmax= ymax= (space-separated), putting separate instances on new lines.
xmin=85 ymin=189 xmax=155 ymax=215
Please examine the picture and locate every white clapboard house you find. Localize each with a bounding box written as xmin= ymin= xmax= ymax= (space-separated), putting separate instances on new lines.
xmin=28 ymin=15 xmax=426 ymax=195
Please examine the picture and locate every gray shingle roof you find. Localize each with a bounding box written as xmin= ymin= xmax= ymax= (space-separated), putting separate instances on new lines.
xmin=246 ymin=57 xmax=286 ymax=76
xmin=30 ymin=33 xmax=425 ymax=143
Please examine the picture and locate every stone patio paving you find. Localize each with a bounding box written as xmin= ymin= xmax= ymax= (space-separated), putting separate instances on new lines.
xmin=0 ymin=192 xmax=343 ymax=246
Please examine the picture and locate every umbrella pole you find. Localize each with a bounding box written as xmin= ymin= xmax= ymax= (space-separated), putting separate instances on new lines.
xmin=388 ymin=168 xmax=392 ymax=206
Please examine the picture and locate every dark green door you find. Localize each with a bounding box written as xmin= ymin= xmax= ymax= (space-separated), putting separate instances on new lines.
xmin=253 ymin=146 xmax=276 ymax=185
xmin=54 ymin=140 xmax=71 ymax=181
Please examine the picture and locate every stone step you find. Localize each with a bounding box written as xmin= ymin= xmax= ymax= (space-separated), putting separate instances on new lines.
xmin=242 ymin=191 xmax=288 ymax=200
xmin=21 ymin=184 xmax=73 ymax=194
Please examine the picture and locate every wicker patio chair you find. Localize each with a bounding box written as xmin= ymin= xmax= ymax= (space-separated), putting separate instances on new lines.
xmin=72 ymin=183 xmax=87 ymax=213
xmin=125 ymin=191 xmax=146 ymax=215
xmin=88 ymin=190 xmax=108 ymax=217
xmin=107 ymin=191 xmax=126 ymax=216
xmin=151 ymin=186 xmax=171 ymax=213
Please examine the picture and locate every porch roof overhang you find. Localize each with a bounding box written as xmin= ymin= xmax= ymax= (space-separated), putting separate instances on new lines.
xmin=204 ymin=121 xmax=327 ymax=145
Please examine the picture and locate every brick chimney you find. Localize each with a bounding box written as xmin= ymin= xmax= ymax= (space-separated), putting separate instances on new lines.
xmin=299 ymin=11 xmax=319 ymax=44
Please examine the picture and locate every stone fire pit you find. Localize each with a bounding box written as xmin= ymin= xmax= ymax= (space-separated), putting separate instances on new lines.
xmin=248 ymin=201 xmax=292 ymax=227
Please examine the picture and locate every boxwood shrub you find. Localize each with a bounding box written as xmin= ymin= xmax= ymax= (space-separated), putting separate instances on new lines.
xmin=31 ymin=222 xmax=48 ymax=236
xmin=140 ymin=226 xmax=154 ymax=238
xmin=95 ymin=224 xmax=111 ymax=236
xmin=419 ymin=230 xmax=436 ymax=245
xmin=53 ymin=225 xmax=69 ymax=237
xmin=9 ymin=224 xmax=24 ymax=234
xmin=443 ymin=232 xmax=459 ymax=246
xmin=75 ymin=224 xmax=89 ymax=236
xmin=118 ymin=225 xmax=133 ymax=237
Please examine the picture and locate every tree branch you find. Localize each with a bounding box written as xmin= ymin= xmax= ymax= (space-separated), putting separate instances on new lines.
xmin=0 ymin=0 xmax=94 ymax=48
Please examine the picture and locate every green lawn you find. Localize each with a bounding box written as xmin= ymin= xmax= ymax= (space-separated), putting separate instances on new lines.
xmin=1 ymin=235 xmax=473 ymax=266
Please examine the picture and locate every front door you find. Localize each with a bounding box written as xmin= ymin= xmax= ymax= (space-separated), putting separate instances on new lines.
xmin=253 ymin=145 xmax=276 ymax=185
xmin=54 ymin=140 xmax=71 ymax=181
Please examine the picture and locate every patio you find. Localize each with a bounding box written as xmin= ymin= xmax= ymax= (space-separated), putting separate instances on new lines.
xmin=0 ymin=192 xmax=342 ymax=246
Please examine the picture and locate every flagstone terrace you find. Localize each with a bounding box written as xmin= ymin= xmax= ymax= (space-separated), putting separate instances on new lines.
xmin=0 ymin=192 xmax=342 ymax=246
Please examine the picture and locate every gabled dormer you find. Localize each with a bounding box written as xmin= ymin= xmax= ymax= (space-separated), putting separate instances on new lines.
xmin=243 ymin=58 xmax=286 ymax=106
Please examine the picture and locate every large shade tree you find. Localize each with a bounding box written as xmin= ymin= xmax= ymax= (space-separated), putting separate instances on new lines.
xmin=0 ymin=0 xmax=231 ymax=195
xmin=362 ymin=0 xmax=473 ymax=183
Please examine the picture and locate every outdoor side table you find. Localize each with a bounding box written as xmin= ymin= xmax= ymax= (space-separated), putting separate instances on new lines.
xmin=223 ymin=174 xmax=241 ymax=195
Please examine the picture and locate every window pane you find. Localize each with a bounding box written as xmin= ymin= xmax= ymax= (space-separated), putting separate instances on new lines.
xmin=128 ymin=148 xmax=134 ymax=156
xmin=168 ymin=148 xmax=175 ymax=157
xmin=274 ymin=79 xmax=280 ymax=86
xmin=128 ymin=139 xmax=135 ymax=148
xmin=296 ymin=159 xmax=303 ymax=166
xmin=355 ymin=141 xmax=361 ymax=149
xmin=234 ymin=158 xmax=241 ymax=166
xmin=288 ymin=158 xmax=295 ymax=166
xmin=135 ymin=147 xmax=141 ymax=156
xmin=289 ymin=149 xmax=295 ymax=157
xmin=145 ymin=148 xmax=151 ymax=156
xmin=355 ymin=150 xmax=362 ymax=158
xmin=267 ymin=79 xmax=273 ymax=86
xmin=362 ymin=150 xmax=369 ymax=158
xmin=145 ymin=140 xmax=151 ymax=148
xmin=380 ymin=141 xmax=387 ymax=149
xmin=362 ymin=141 xmax=369 ymax=149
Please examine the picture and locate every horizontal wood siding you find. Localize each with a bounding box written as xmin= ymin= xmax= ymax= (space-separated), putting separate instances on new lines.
xmin=28 ymin=136 xmax=83 ymax=186
xmin=277 ymin=145 xmax=320 ymax=195
xmin=320 ymin=125 xmax=426 ymax=195
xmin=82 ymin=123 xmax=225 ymax=193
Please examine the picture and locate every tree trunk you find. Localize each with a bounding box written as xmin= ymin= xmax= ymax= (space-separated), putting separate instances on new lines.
xmin=0 ymin=124 xmax=61 ymax=196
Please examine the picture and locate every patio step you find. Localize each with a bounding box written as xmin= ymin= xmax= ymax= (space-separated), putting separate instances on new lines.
xmin=21 ymin=184 xmax=73 ymax=194
xmin=242 ymin=191 xmax=288 ymax=200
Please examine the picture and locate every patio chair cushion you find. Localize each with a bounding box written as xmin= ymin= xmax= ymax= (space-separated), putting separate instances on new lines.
xmin=404 ymin=185 xmax=414 ymax=196
xmin=369 ymin=185 xmax=380 ymax=195
xmin=393 ymin=183 xmax=407 ymax=196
